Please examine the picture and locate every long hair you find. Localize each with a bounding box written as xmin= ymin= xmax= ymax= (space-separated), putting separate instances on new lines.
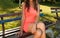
xmin=24 ymin=0 xmax=38 ymax=11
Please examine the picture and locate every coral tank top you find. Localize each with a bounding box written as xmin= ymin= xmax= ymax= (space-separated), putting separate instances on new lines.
xmin=24 ymin=6 xmax=37 ymax=23
xmin=23 ymin=6 xmax=37 ymax=32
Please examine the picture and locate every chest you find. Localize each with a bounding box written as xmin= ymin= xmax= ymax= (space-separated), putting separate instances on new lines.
xmin=24 ymin=7 xmax=37 ymax=17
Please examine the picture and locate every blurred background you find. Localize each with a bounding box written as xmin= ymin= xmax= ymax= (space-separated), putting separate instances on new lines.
xmin=0 ymin=0 xmax=60 ymax=38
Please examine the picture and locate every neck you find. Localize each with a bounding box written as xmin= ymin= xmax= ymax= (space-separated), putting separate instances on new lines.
xmin=30 ymin=1 xmax=34 ymax=7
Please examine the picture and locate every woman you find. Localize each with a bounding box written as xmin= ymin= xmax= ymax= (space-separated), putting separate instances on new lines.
xmin=17 ymin=0 xmax=46 ymax=38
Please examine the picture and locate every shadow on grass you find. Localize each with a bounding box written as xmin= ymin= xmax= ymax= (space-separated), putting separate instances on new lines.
xmin=40 ymin=2 xmax=60 ymax=7
xmin=0 ymin=0 xmax=19 ymax=10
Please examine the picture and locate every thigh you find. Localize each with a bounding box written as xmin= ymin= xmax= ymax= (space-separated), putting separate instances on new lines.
xmin=37 ymin=22 xmax=45 ymax=29
xmin=27 ymin=22 xmax=45 ymax=34
xmin=28 ymin=23 xmax=37 ymax=34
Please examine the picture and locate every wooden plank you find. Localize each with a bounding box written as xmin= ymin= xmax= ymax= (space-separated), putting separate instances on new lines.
xmin=51 ymin=10 xmax=56 ymax=13
xmin=51 ymin=8 xmax=60 ymax=10
xmin=0 ymin=17 xmax=21 ymax=24
xmin=51 ymin=11 xmax=60 ymax=13
xmin=0 ymin=9 xmax=42 ymax=17
xmin=51 ymin=8 xmax=60 ymax=13
xmin=0 ymin=13 xmax=44 ymax=24
xmin=1 ymin=17 xmax=5 ymax=38
xmin=0 ymin=12 xmax=22 ymax=17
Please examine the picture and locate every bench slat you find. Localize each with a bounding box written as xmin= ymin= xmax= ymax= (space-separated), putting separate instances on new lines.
xmin=51 ymin=11 xmax=60 ymax=13
xmin=0 ymin=12 xmax=21 ymax=17
xmin=51 ymin=8 xmax=60 ymax=10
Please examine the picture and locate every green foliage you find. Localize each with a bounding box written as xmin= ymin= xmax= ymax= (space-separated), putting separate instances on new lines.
xmin=0 ymin=0 xmax=18 ymax=10
xmin=13 ymin=0 xmax=24 ymax=3
xmin=0 ymin=0 xmax=20 ymax=31
xmin=13 ymin=0 xmax=19 ymax=3
xmin=40 ymin=2 xmax=60 ymax=7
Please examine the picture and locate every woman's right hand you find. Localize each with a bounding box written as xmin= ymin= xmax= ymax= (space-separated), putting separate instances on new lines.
xmin=20 ymin=29 xmax=23 ymax=36
xmin=16 ymin=28 xmax=23 ymax=38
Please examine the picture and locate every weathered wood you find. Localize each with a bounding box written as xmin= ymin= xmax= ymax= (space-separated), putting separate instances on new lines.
xmin=1 ymin=17 xmax=5 ymax=38
xmin=0 ymin=9 xmax=42 ymax=17
xmin=51 ymin=8 xmax=60 ymax=10
xmin=0 ymin=17 xmax=21 ymax=24
xmin=51 ymin=8 xmax=60 ymax=13
xmin=0 ymin=12 xmax=22 ymax=17
xmin=51 ymin=8 xmax=60 ymax=19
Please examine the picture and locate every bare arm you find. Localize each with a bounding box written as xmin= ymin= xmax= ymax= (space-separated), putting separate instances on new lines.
xmin=35 ymin=4 xmax=40 ymax=23
xmin=20 ymin=2 xmax=25 ymax=30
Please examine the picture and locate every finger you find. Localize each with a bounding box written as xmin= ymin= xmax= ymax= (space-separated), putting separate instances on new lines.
xmin=16 ymin=32 xmax=20 ymax=37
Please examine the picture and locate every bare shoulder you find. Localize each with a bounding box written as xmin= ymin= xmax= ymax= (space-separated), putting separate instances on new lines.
xmin=22 ymin=2 xmax=25 ymax=7
xmin=38 ymin=4 xmax=40 ymax=8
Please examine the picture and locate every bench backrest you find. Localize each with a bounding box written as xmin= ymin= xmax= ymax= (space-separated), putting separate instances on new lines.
xmin=51 ymin=8 xmax=60 ymax=30
xmin=51 ymin=8 xmax=60 ymax=19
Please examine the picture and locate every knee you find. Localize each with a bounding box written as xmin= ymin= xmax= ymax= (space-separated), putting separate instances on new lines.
xmin=37 ymin=22 xmax=45 ymax=29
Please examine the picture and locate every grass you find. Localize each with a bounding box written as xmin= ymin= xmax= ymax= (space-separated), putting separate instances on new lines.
xmin=0 ymin=0 xmax=21 ymax=14
xmin=0 ymin=0 xmax=18 ymax=10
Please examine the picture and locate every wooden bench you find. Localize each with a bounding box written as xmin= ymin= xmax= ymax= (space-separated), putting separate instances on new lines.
xmin=0 ymin=9 xmax=55 ymax=38
xmin=51 ymin=8 xmax=60 ymax=31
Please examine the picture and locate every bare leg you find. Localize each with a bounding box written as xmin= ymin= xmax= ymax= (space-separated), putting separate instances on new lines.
xmin=33 ymin=29 xmax=42 ymax=38
xmin=33 ymin=22 xmax=46 ymax=38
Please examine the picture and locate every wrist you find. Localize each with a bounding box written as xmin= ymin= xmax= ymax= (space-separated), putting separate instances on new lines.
xmin=20 ymin=28 xmax=23 ymax=31
xmin=20 ymin=26 xmax=23 ymax=31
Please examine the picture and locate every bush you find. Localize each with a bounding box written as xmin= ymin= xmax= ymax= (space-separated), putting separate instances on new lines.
xmin=13 ymin=0 xmax=24 ymax=3
xmin=13 ymin=0 xmax=19 ymax=3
